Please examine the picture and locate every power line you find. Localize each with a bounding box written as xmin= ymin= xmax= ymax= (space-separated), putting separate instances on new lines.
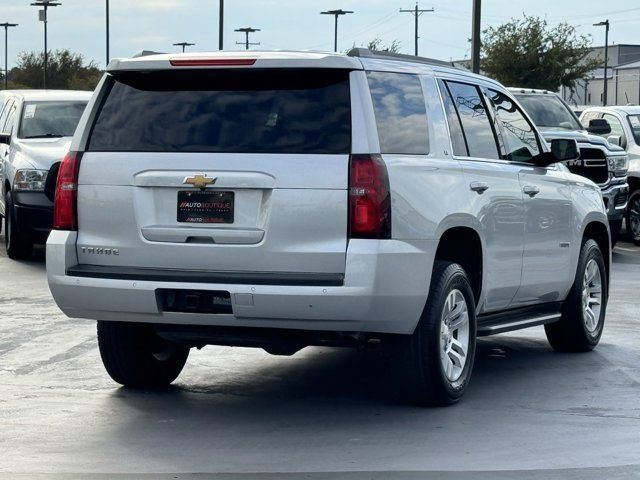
xmin=234 ymin=27 xmax=260 ymax=50
xmin=399 ymin=3 xmax=434 ymax=56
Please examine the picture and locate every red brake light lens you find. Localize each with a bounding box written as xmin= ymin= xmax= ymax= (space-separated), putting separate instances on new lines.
xmin=169 ymin=58 xmax=257 ymax=67
xmin=53 ymin=151 xmax=83 ymax=230
xmin=348 ymin=154 xmax=391 ymax=239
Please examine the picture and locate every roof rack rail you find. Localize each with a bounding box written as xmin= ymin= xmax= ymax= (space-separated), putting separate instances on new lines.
xmin=347 ymin=48 xmax=459 ymax=69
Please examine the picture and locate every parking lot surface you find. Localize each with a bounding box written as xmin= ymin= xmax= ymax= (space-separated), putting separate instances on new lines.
xmin=1 ymin=234 xmax=640 ymax=479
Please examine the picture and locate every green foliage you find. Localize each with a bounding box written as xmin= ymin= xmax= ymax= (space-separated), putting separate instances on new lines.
xmin=350 ymin=37 xmax=402 ymax=54
xmin=481 ymin=15 xmax=600 ymax=91
xmin=6 ymin=49 xmax=102 ymax=90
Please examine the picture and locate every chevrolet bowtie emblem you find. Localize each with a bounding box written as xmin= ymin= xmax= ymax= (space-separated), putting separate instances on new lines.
xmin=183 ymin=173 xmax=217 ymax=189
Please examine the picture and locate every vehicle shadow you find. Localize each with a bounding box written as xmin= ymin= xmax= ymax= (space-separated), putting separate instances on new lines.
xmin=102 ymin=334 xmax=614 ymax=435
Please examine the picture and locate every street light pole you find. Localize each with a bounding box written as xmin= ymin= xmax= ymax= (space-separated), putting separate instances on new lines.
xmin=106 ymin=0 xmax=109 ymax=67
xmin=173 ymin=42 xmax=195 ymax=53
xmin=320 ymin=9 xmax=353 ymax=53
xmin=471 ymin=0 xmax=481 ymax=73
xmin=30 ymin=1 xmax=61 ymax=89
xmin=234 ymin=27 xmax=260 ymax=50
xmin=594 ymin=20 xmax=610 ymax=106
xmin=0 ymin=23 xmax=18 ymax=90
xmin=219 ymin=0 xmax=224 ymax=50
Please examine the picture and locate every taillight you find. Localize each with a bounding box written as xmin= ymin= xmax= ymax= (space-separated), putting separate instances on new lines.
xmin=53 ymin=151 xmax=83 ymax=230
xmin=348 ymin=154 xmax=391 ymax=239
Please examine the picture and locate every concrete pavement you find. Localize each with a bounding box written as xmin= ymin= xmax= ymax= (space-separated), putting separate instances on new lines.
xmin=1 ymin=235 xmax=639 ymax=478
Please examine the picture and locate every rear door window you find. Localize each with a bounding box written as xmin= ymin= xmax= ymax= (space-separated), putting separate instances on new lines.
xmin=444 ymin=81 xmax=500 ymax=160
xmin=87 ymin=69 xmax=351 ymax=154
xmin=366 ymin=71 xmax=429 ymax=154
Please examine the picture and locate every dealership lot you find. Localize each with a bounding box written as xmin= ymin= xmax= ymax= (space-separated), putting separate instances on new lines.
xmin=1 ymin=234 xmax=640 ymax=478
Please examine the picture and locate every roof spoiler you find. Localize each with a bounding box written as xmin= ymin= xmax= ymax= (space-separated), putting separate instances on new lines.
xmin=131 ymin=50 xmax=167 ymax=59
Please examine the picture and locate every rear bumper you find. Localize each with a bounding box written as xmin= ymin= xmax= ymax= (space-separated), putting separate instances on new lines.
xmin=12 ymin=191 xmax=53 ymax=243
xmin=46 ymin=230 xmax=435 ymax=334
xmin=601 ymin=181 xmax=628 ymax=222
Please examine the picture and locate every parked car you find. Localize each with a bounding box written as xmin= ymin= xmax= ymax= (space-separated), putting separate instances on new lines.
xmin=509 ymin=88 xmax=628 ymax=245
xmin=47 ymin=49 xmax=610 ymax=405
xmin=0 ymin=90 xmax=92 ymax=259
xmin=579 ymin=106 xmax=640 ymax=244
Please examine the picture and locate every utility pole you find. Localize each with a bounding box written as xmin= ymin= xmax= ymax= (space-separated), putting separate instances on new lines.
xmin=105 ymin=0 xmax=109 ymax=67
xmin=320 ymin=9 xmax=353 ymax=52
xmin=234 ymin=28 xmax=260 ymax=50
xmin=218 ymin=0 xmax=224 ymax=50
xmin=471 ymin=0 xmax=481 ymax=73
xmin=173 ymin=42 xmax=195 ymax=53
xmin=30 ymin=0 xmax=61 ymax=89
xmin=594 ymin=20 xmax=610 ymax=106
xmin=0 ymin=23 xmax=18 ymax=90
xmin=399 ymin=3 xmax=434 ymax=56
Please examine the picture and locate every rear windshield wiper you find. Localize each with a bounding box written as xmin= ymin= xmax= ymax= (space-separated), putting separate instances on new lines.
xmin=23 ymin=133 xmax=66 ymax=139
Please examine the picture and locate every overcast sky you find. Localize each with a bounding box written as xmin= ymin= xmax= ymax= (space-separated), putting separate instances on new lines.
xmin=1 ymin=0 xmax=639 ymax=70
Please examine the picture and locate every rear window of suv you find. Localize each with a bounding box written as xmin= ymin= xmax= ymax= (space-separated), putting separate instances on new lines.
xmin=87 ymin=69 xmax=351 ymax=154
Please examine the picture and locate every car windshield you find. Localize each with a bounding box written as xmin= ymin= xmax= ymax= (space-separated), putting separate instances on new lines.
xmin=19 ymin=100 xmax=88 ymax=139
xmin=514 ymin=94 xmax=583 ymax=130
xmin=627 ymin=114 xmax=640 ymax=144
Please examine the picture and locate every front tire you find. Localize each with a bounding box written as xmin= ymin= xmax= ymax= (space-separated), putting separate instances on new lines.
xmin=545 ymin=239 xmax=607 ymax=352
xmin=4 ymin=191 xmax=34 ymax=260
xmin=625 ymin=190 xmax=640 ymax=245
xmin=388 ymin=261 xmax=477 ymax=406
xmin=97 ymin=321 xmax=190 ymax=387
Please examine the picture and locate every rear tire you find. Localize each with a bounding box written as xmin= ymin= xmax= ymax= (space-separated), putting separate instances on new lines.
xmin=4 ymin=191 xmax=33 ymax=260
xmin=97 ymin=321 xmax=190 ymax=387
xmin=388 ymin=261 xmax=476 ymax=406
xmin=545 ymin=239 xmax=607 ymax=352
xmin=625 ymin=190 xmax=640 ymax=246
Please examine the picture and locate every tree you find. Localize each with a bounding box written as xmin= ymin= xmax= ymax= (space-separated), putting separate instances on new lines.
xmin=351 ymin=37 xmax=402 ymax=54
xmin=481 ymin=15 xmax=600 ymax=91
xmin=7 ymin=49 xmax=102 ymax=90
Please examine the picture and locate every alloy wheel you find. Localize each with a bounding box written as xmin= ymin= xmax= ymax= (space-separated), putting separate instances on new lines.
xmin=439 ymin=289 xmax=470 ymax=382
xmin=582 ymin=259 xmax=602 ymax=333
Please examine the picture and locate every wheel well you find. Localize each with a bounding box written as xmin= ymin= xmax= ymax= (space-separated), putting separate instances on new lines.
xmin=434 ymin=227 xmax=483 ymax=304
xmin=584 ymin=221 xmax=610 ymax=277
xmin=628 ymin=176 xmax=640 ymax=196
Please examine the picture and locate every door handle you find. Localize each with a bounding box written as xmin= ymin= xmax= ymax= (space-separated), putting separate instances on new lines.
xmin=470 ymin=181 xmax=489 ymax=194
xmin=523 ymin=185 xmax=540 ymax=197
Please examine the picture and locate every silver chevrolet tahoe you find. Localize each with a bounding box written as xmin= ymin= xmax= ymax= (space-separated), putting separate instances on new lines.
xmin=509 ymin=88 xmax=628 ymax=245
xmin=47 ymin=49 xmax=611 ymax=406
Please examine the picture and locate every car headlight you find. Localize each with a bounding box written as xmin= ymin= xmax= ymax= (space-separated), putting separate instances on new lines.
xmin=14 ymin=169 xmax=48 ymax=191
xmin=607 ymin=155 xmax=628 ymax=174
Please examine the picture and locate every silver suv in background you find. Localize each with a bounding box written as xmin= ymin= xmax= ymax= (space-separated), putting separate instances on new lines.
xmin=0 ymin=90 xmax=91 ymax=259
xmin=509 ymin=88 xmax=628 ymax=245
xmin=580 ymin=106 xmax=640 ymax=244
xmin=47 ymin=50 xmax=610 ymax=405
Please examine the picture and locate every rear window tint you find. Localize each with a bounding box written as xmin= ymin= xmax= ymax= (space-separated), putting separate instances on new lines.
xmin=87 ymin=69 xmax=351 ymax=154
xmin=367 ymin=72 xmax=429 ymax=154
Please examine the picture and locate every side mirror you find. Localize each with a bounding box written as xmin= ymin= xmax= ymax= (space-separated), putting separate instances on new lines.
xmin=531 ymin=138 xmax=580 ymax=167
xmin=607 ymin=135 xmax=622 ymax=147
xmin=0 ymin=133 xmax=10 ymax=145
xmin=586 ymin=118 xmax=611 ymax=135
